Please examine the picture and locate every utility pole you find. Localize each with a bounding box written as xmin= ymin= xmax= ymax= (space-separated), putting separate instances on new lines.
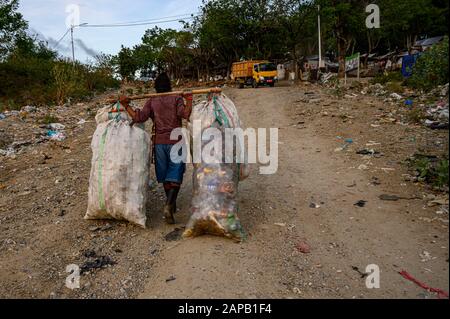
xmin=70 ymin=23 xmax=88 ymax=64
xmin=71 ymin=25 xmax=75 ymax=64
xmin=317 ymin=5 xmax=324 ymax=69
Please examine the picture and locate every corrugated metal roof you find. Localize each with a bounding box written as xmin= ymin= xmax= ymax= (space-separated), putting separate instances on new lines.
xmin=415 ymin=36 xmax=444 ymax=47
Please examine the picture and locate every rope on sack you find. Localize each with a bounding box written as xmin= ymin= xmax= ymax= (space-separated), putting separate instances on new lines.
xmin=98 ymin=127 xmax=108 ymax=211
xmin=212 ymin=95 xmax=230 ymax=128
xmin=98 ymin=99 xmax=122 ymax=211
xmin=114 ymin=101 xmax=122 ymax=122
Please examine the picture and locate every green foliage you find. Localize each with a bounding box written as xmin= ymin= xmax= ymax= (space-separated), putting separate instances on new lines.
xmin=406 ymin=107 xmax=425 ymax=123
xmin=0 ymin=43 xmax=56 ymax=105
xmin=1 ymin=12 xmax=119 ymax=107
xmin=41 ymin=114 xmax=59 ymax=125
xmin=370 ymin=72 xmax=404 ymax=85
xmin=121 ymin=0 xmax=448 ymax=80
xmin=407 ymin=37 xmax=449 ymax=91
xmin=116 ymin=46 xmax=138 ymax=81
xmin=385 ymin=81 xmax=404 ymax=93
xmin=409 ymin=156 xmax=449 ymax=188
xmin=435 ymin=159 xmax=449 ymax=189
xmin=52 ymin=61 xmax=88 ymax=105
xmin=0 ymin=0 xmax=28 ymax=59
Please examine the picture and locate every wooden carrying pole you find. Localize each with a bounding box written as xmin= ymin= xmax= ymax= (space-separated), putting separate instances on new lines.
xmin=106 ymin=88 xmax=222 ymax=104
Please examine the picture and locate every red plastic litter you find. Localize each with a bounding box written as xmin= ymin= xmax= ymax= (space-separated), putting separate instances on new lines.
xmin=399 ymin=270 xmax=449 ymax=299
xmin=295 ymin=241 xmax=311 ymax=254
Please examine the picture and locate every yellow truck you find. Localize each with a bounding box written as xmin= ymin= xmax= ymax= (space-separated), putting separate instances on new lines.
xmin=231 ymin=60 xmax=278 ymax=88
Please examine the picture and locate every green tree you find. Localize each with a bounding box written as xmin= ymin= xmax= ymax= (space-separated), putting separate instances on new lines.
xmin=408 ymin=36 xmax=449 ymax=91
xmin=0 ymin=0 xmax=28 ymax=60
xmin=116 ymin=46 xmax=138 ymax=81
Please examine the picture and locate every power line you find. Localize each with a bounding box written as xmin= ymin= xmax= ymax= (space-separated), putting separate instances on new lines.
xmin=53 ymin=12 xmax=198 ymax=49
xmin=53 ymin=28 xmax=71 ymax=48
xmin=103 ymin=12 xmax=200 ymax=25
xmin=80 ymin=16 xmax=197 ymax=28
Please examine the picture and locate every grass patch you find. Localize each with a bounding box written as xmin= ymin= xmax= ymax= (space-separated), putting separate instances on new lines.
xmin=41 ymin=114 xmax=59 ymax=125
xmin=370 ymin=71 xmax=404 ymax=85
xmin=408 ymin=155 xmax=449 ymax=189
xmin=385 ymin=81 xmax=404 ymax=93
xmin=406 ymin=107 xmax=425 ymax=123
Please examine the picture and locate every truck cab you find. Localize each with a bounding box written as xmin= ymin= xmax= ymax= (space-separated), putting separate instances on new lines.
xmin=252 ymin=62 xmax=278 ymax=87
xmin=232 ymin=60 xmax=278 ymax=88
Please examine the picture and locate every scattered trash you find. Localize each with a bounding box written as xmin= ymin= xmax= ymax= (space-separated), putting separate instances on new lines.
xmin=309 ymin=203 xmax=320 ymax=208
xmin=22 ymin=105 xmax=37 ymax=113
xmin=379 ymin=194 xmax=420 ymax=201
xmin=427 ymin=197 xmax=449 ymax=207
xmin=398 ymin=270 xmax=449 ymax=299
xmin=367 ymin=83 xmax=387 ymax=96
xmin=165 ymin=275 xmax=176 ymax=283
xmin=48 ymin=123 xmax=65 ymax=131
xmin=80 ymin=255 xmax=116 ymax=274
xmin=292 ymin=287 xmax=302 ymax=294
xmin=419 ymin=250 xmax=435 ymax=262
xmin=390 ymin=93 xmax=403 ymax=100
xmin=295 ymin=241 xmax=311 ymax=254
xmin=0 ymin=148 xmax=15 ymax=157
xmin=46 ymin=130 xmax=66 ymax=141
xmin=165 ymin=228 xmax=183 ymax=241
xmin=89 ymin=223 xmax=113 ymax=232
xmin=424 ymin=119 xmax=448 ymax=130
xmin=0 ymin=113 xmax=6 ymax=120
xmin=370 ymin=177 xmax=381 ymax=186
xmin=358 ymin=164 xmax=369 ymax=170
xmin=404 ymin=99 xmax=414 ymax=106
xmin=320 ymin=72 xmax=336 ymax=84
xmin=83 ymin=249 xmax=97 ymax=258
xmin=356 ymin=149 xmax=380 ymax=155
xmin=354 ymin=200 xmax=367 ymax=207
xmin=424 ymin=100 xmax=449 ymax=129
xmin=45 ymin=123 xmax=67 ymax=141
xmin=351 ymin=266 xmax=368 ymax=278
xmin=77 ymin=119 xmax=87 ymax=125
xmin=335 ymin=138 xmax=353 ymax=152
xmin=365 ymin=141 xmax=381 ymax=147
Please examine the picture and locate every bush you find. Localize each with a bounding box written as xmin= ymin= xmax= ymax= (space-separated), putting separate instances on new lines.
xmin=385 ymin=81 xmax=404 ymax=93
xmin=41 ymin=114 xmax=59 ymax=125
xmin=370 ymin=71 xmax=404 ymax=85
xmin=409 ymin=155 xmax=449 ymax=189
xmin=406 ymin=107 xmax=425 ymax=123
xmin=0 ymin=37 xmax=120 ymax=107
xmin=407 ymin=37 xmax=449 ymax=91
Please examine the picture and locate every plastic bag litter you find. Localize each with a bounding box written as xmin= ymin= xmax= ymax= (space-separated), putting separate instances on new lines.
xmin=183 ymin=94 xmax=248 ymax=241
xmin=85 ymin=103 xmax=150 ymax=228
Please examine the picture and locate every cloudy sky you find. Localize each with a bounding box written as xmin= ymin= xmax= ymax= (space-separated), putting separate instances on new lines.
xmin=18 ymin=0 xmax=202 ymax=62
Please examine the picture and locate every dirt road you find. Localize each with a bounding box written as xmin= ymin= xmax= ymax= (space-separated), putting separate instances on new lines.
xmin=0 ymin=83 xmax=448 ymax=299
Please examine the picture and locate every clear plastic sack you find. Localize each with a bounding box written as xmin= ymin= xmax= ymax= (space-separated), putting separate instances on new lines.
xmin=183 ymin=94 xmax=248 ymax=241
